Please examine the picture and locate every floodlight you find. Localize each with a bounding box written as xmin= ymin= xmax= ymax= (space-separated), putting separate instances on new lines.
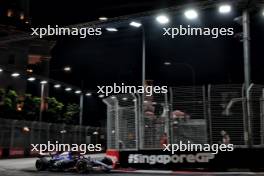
xmin=219 ymin=4 xmax=232 ymax=14
xmin=130 ymin=21 xmax=142 ymax=27
xmin=184 ymin=9 xmax=198 ymax=20
xmin=156 ymin=15 xmax=169 ymax=24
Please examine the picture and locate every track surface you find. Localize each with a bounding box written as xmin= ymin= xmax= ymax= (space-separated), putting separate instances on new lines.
xmin=0 ymin=158 xmax=264 ymax=176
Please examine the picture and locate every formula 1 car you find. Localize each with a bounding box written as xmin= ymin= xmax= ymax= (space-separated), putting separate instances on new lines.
xmin=35 ymin=151 xmax=113 ymax=173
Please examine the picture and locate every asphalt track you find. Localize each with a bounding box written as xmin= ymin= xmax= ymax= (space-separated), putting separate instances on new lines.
xmin=0 ymin=157 xmax=264 ymax=176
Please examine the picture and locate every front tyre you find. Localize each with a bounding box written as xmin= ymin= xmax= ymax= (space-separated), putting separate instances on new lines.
xmin=76 ymin=160 xmax=88 ymax=174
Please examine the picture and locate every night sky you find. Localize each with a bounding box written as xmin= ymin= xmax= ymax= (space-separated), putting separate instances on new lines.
xmin=8 ymin=0 xmax=264 ymax=125
xmin=27 ymin=0 xmax=264 ymax=87
xmin=32 ymin=1 xmax=264 ymax=124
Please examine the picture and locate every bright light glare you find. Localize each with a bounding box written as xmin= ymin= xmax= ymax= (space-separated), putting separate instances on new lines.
xmin=106 ymin=28 xmax=118 ymax=32
xmin=156 ymin=15 xmax=169 ymax=24
xmin=86 ymin=93 xmax=92 ymax=96
xmin=129 ymin=21 xmax=142 ymax=27
xmin=99 ymin=17 xmax=108 ymax=21
xmin=122 ymin=97 xmax=128 ymax=101
xmin=99 ymin=94 xmax=105 ymax=98
xmin=54 ymin=84 xmax=61 ymax=88
xmin=184 ymin=9 xmax=198 ymax=20
xmin=11 ymin=73 xmax=20 ymax=77
xmin=64 ymin=66 xmax=71 ymax=72
xmin=27 ymin=77 xmax=36 ymax=82
xmin=40 ymin=80 xmax=48 ymax=84
xmin=164 ymin=62 xmax=171 ymax=66
xmin=219 ymin=4 xmax=232 ymax=14
xmin=60 ymin=130 xmax=67 ymax=134
xmin=22 ymin=126 xmax=30 ymax=132
xmin=262 ymin=10 xmax=264 ymax=17
xmin=65 ymin=87 xmax=72 ymax=91
xmin=26 ymin=69 xmax=33 ymax=73
xmin=0 ymin=68 xmax=3 ymax=72
xmin=75 ymin=90 xmax=82 ymax=94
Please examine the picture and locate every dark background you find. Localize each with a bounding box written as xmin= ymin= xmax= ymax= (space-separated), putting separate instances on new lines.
xmin=1 ymin=0 xmax=264 ymax=125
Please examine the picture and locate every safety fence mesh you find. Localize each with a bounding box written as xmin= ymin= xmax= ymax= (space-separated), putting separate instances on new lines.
xmin=141 ymin=92 xmax=167 ymax=149
xmin=208 ymin=84 xmax=245 ymax=145
xmin=104 ymin=84 xmax=264 ymax=151
xmin=0 ymin=118 xmax=105 ymax=150
xmin=104 ymin=94 xmax=137 ymax=150
xmin=170 ymin=86 xmax=207 ymax=144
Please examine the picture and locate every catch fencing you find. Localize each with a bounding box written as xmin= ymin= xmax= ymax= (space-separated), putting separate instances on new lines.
xmin=104 ymin=84 xmax=264 ymax=151
xmin=0 ymin=118 xmax=105 ymax=157
xmin=104 ymin=94 xmax=138 ymax=151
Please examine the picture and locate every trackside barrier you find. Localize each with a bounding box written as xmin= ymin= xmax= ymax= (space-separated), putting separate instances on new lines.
xmin=3 ymin=147 xmax=105 ymax=158
xmin=9 ymin=148 xmax=24 ymax=158
xmin=117 ymin=148 xmax=264 ymax=170
xmin=0 ymin=118 xmax=105 ymax=158
xmin=29 ymin=148 xmax=39 ymax=157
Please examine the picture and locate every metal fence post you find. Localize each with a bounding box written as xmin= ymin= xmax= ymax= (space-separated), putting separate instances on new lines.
xmin=241 ymin=84 xmax=248 ymax=146
xmin=207 ymin=85 xmax=213 ymax=144
xmin=202 ymin=85 xmax=209 ymax=143
xmin=261 ymin=89 xmax=264 ymax=145
xmin=114 ymin=99 xmax=119 ymax=150
xmin=246 ymin=83 xmax=254 ymax=147
xmin=79 ymin=93 xmax=84 ymax=126
xmin=138 ymin=93 xmax=144 ymax=150
xmin=39 ymin=83 xmax=45 ymax=122
xmin=106 ymin=105 xmax=111 ymax=149
xmin=169 ymin=87 xmax=174 ymax=144
xmin=164 ymin=92 xmax=170 ymax=144
xmin=133 ymin=94 xmax=139 ymax=150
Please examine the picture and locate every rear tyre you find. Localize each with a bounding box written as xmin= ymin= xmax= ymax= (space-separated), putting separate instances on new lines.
xmin=35 ymin=158 xmax=48 ymax=171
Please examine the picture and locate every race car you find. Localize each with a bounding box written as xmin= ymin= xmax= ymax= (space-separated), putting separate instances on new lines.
xmin=35 ymin=151 xmax=113 ymax=173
